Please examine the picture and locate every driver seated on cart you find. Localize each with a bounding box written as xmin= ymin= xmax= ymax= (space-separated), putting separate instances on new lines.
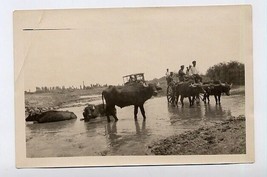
xmin=178 ymin=65 xmax=186 ymax=82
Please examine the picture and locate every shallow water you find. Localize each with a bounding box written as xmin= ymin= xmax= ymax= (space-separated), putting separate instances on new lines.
xmin=79 ymin=94 xmax=101 ymax=99
xmin=26 ymin=95 xmax=245 ymax=157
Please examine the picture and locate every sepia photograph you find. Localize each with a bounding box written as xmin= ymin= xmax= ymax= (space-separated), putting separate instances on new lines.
xmin=14 ymin=5 xmax=254 ymax=167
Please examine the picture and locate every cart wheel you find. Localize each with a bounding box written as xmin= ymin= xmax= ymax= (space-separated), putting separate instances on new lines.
xmin=167 ymin=85 xmax=175 ymax=103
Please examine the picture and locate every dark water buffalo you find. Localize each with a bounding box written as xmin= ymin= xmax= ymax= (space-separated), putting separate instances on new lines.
xmin=26 ymin=111 xmax=77 ymax=123
xmin=82 ymin=104 xmax=106 ymax=121
xmin=203 ymin=82 xmax=232 ymax=104
xmin=175 ymin=82 xmax=206 ymax=107
xmin=102 ymin=83 xmax=162 ymax=122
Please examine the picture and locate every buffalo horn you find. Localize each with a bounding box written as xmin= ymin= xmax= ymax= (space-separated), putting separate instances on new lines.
xmin=143 ymin=82 xmax=148 ymax=87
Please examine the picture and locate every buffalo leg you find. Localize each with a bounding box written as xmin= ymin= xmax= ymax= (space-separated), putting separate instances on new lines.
xmin=139 ymin=105 xmax=146 ymax=121
xmin=83 ymin=112 xmax=89 ymax=122
xmin=111 ymin=107 xmax=118 ymax=122
xmin=107 ymin=105 xmax=117 ymax=122
xmin=180 ymin=96 xmax=184 ymax=107
xmin=107 ymin=109 xmax=110 ymax=122
xmin=107 ymin=116 xmax=111 ymax=123
xmin=189 ymin=97 xmax=192 ymax=107
xmin=218 ymin=94 xmax=221 ymax=104
xmin=134 ymin=105 xmax=138 ymax=121
xmin=106 ymin=114 xmax=111 ymax=123
xmin=203 ymin=94 xmax=206 ymax=104
xmin=214 ymin=95 xmax=218 ymax=104
xmin=207 ymin=95 xmax=210 ymax=103
xmin=175 ymin=95 xmax=179 ymax=106
xmin=112 ymin=114 xmax=118 ymax=122
xmin=192 ymin=96 xmax=195 ymax=105
xmin=106 ymin=106 xmax=111 ymax=122
xmin=196 ymin=95 xmax=200 ymax=105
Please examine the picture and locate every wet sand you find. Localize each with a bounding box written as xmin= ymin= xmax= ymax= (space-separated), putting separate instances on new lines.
xmin=148 ymin=115 xmax=246 ymax=155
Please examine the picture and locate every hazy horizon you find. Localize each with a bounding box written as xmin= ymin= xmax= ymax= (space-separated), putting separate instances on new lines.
xmin=18 ymin=6 xmax=250 ymax=91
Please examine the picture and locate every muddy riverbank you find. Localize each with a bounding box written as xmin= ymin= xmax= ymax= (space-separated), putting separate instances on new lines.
xmin=148 ymin=115 xmax=246 ymax=155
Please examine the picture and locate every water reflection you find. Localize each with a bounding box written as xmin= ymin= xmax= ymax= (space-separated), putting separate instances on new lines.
xmin=105 ymin=122 xmax=121 ymax=148
xmin=167 ymin=101 xmax=235 ymax=126
xmin=134 ymin=121 xmax=147 ymax=135
xmin=204 ymin=104 xmax=231 ymax=120
xmin=26 ymin=119 xmax=77 ymax=132
xmin=106 ymin=122 xmax=117 ymax=135
xmin=168 ymin=105 xmax=203 ymax=124
xmin=83 ymin=121 xmax=98 ymax=135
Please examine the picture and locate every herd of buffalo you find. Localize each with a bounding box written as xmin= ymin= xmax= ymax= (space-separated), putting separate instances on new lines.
xmin=170 ymin=80 xmax=232 ymax=106
xmin=100 ymin=80 xmax=232 ymax=122
xmin=26 ymin=80 xmax=232 ymax=124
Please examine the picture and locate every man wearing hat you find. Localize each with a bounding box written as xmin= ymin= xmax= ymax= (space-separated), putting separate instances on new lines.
xmin=178 ymin=65 xmax=186 ymax=82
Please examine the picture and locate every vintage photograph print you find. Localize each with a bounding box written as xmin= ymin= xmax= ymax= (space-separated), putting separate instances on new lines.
xmin=14 ymin=5 xmax=254 ymax=167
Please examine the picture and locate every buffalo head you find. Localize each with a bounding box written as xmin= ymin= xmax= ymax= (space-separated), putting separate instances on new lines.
xmin=26 ymin=112 xmax=39 ymax=122
xmin=88 ymin=105 xmax=96 ymax=117
xmin=143 ymin=82 xmax=162 ymax=96
xmin=221 ymin=83 xmax=232 ymax=96
xmin=70 ymin=112 xmax=78 ymax=119
xmin=83 ymin=105 xmax=97 ymax=121
xmin=152 ymin=83 xmax=162 ymax=96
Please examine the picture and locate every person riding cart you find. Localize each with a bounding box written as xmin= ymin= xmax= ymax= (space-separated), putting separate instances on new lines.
xmin=166 ymin=71 xmax=175 ymax=86
xmin=178 ymin=65 xmax=186 ymax=82
xmin=190 ymin=60 xmax=202 ymax=83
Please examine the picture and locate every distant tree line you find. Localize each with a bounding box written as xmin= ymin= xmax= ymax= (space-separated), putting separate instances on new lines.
xmin=206 ymin=61 xmax=245 ymax=85
xmin=32 ymin=83 xmax=108 ymax=93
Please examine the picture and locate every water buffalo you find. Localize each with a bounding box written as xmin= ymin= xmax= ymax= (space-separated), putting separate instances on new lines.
xmin=26 ymin=111 xmax=77 ymax=123
xmin=203 ymin=82 xmax=232 ymax=104
xmin=175 ymin=82 xmax=206 ymax=107
xmin=102 ymin=83 xmax=162 ymax=122
xmin=82 ymin=104 xmax=106 ymax=121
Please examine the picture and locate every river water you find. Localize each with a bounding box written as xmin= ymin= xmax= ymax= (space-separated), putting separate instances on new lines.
xmin=26 ymin=94 xmax=245 ymax=157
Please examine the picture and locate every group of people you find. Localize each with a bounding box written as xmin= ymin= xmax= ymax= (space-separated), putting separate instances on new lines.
xmin=166 ymin=60 xmax=202 ymax=85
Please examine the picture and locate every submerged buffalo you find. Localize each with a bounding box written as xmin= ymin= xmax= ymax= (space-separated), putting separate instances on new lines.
xmin=26 ymin=111 xmax=77 ymax=123
xmin=82 ymin=104 xmax=106 ymax=122
xmin=102 ymin=83 xmax=162 ymax=122
xmin=175 ymin=82 xmax=206 ymax=107
xmin=202 ymin=82 xmax=232 ymax=104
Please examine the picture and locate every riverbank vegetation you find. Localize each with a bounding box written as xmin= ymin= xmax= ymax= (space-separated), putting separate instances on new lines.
xmin=206 ymin=61 xmax=245 ymax=85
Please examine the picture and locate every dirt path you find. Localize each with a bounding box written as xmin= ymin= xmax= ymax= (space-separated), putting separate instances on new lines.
xmin=148 ymin=115 xmax=246 ymax=155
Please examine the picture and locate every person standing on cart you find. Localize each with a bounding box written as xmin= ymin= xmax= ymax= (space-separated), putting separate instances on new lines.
xmin=166 ymin=69 xmax=173 ymax=85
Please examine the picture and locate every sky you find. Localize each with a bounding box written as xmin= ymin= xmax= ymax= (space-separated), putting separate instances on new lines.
xmin=16 ymin=6 xmax=251 ymax=91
